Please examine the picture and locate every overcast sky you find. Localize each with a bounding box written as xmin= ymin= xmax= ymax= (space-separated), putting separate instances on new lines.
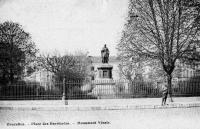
xmin=0 ymin=0 xmax=128 ymax=56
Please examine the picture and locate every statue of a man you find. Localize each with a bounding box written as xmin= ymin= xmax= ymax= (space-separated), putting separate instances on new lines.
xmin=101 ymin=44 xmax=109 ymax=63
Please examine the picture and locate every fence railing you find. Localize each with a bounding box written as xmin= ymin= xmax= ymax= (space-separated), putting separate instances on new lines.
xmin=0 ymin=80 xmax=200 ymax=100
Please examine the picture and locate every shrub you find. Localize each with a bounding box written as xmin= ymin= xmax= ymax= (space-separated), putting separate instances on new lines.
xmin=0 ymin=84 xmax=37 ymax=100
xmin=114 ymin=81 xmax=132 ymax=98
xmin=173 ymin=77 xmax=200 ymax=97
xmin=130 ymin=81 xmax=161 ymax=98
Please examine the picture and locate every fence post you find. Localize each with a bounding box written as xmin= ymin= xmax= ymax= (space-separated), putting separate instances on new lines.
xmin=62 ymin=78 xmax=67 ymax=105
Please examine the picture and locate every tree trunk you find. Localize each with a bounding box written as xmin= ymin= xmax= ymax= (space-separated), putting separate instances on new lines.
xmin=167 ymin=74 xmax=174 ymax=102
xmin=2 ymin=72 xmax=7 ymax=84
xmin=9 ymin=68 xmax=14 ymax=84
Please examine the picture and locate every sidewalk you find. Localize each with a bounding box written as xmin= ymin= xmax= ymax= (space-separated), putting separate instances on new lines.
xmin=0 ymin=97 xmax=200 ymax=111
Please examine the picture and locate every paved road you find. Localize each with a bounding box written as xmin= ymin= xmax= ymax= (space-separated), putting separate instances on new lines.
xmin=1 ymin=107 xmax=200 ymax=129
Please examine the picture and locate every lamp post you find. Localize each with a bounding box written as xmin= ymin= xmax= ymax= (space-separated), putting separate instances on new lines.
xmin=62 ymin=78 xmax=67 ymax=105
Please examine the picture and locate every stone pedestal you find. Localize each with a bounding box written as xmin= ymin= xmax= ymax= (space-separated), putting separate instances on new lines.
xmin=90 ymin=64 xmax=116 ymax=99
xmin=97 ymin=64 xmax=113 ymax=80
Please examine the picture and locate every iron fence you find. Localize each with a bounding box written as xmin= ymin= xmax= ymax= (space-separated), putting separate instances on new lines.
xmin=0 ymin=80 xmax=200 ymax=100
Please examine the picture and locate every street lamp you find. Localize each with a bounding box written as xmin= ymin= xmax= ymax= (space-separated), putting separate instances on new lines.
xmin=62 ymin=77 xmax=67 ymax=105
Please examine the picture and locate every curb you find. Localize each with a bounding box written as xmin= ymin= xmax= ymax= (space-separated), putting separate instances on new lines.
xmin=1 ymin=103 xmax=200 ymax=111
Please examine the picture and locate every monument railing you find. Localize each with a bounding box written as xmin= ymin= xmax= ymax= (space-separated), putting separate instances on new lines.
xmin=0 ymin=80 xmax=200 ymax=100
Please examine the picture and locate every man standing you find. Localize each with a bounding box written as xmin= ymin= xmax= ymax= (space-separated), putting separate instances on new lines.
xmin=161 ymin=81 xmax=168 ymax=106
xmin=101 ymin=44 xmax=109 ymax=63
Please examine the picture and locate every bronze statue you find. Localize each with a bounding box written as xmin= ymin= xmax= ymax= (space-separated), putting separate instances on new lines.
xmin=101 ymin=44 xmax=109 ymax=63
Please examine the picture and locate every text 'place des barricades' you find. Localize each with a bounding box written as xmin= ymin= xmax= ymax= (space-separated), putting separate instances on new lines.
xmin=0 ymin=80 xmax=200 ymax=100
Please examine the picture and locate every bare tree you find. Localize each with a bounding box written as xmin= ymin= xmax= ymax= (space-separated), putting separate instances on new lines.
xmin=37 ymin=51 xmax=89 ymax=81
xmin=118 ymin=57 xmax=144 ymax=81
xmin=118 ymin=0 xmax=200 ymax=101
xmin=37 ymin=51 xmax=91 ymax=99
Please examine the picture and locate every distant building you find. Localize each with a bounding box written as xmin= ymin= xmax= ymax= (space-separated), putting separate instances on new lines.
xmin=174 ymin=60 xmax=200 ymax=81
xmin=24 ymin=69 xmax=55 ymax=90
xmin=24 ymin=55 xmax=200 ymax=86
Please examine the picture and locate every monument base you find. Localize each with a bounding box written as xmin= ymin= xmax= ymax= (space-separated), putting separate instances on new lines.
xmin=96 ymin=64 xmax=113 ymax=80
xmin=90 ymin=63 xmax=117 ymax=99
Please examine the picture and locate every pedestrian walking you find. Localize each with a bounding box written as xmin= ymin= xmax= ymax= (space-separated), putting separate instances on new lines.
xmin=161 ymin=81 xmax=168 ymax=106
